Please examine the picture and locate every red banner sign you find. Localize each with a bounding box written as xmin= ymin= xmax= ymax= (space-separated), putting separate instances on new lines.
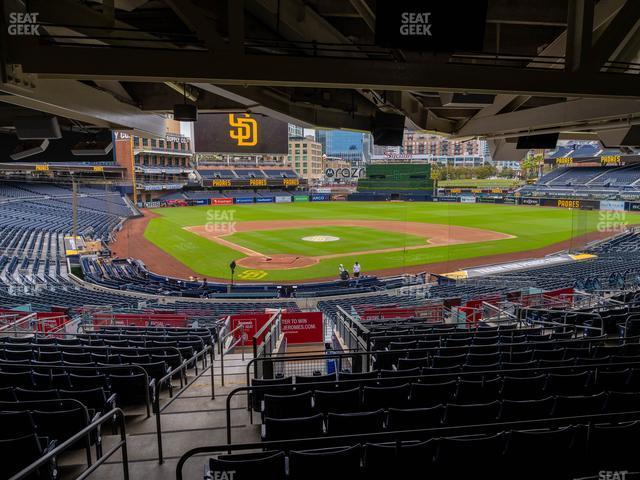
xmin=281 ymin=312 xmax=324 ymax=344
xmin=212 ymin=198 xmax=233 ymax=205
xmin=230 ymin=313 xmax=272 ymax=346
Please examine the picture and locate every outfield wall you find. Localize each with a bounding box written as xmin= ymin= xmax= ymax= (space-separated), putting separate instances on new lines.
xmin=137 ymin=190 xmax=640 ymax=214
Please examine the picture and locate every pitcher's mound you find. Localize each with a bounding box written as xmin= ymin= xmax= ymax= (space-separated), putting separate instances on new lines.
xmin=236 ymin=254 xmax=319 ymax=270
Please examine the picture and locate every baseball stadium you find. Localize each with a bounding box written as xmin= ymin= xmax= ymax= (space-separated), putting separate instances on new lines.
xmin=4 ymin=2 xmax=640 ymax=480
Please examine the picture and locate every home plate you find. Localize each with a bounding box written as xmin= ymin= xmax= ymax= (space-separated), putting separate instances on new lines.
xmin=302 ymin=235 xmax=340 ymax=242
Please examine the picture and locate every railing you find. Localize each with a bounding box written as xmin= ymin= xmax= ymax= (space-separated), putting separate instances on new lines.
xmin=153 ymin=344 xmax=215 ymax=465
xmin=176 ymin=408 xmax=640 ymax=480
xmin=333 ymin=305 xmax=369 ymax=354
xmin=219 ymin=324 xmax=244 ymax=387
xmin=252 ymin=310 xmax=282 ymax=379
xmin=10 ymin=407 xmax=129 ymax=480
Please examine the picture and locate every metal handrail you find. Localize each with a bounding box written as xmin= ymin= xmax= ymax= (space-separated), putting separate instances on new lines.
xmin=10 ymin=407 xmax=129 ymax=480
xmin=219 ymin=324 xmax=245 ymax=387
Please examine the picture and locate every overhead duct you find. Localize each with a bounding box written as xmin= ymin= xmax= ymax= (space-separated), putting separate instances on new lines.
xmin=598 ymin=126 xmax=640 ymax=147
xmin=10 ymin=139 xmax=50 ymax=160
xmin=371 ymin=111 xmax=405 ymax=146
xmin=489 ymin=139 xmax=529 ymax=161
xmin=71 ymin=139 xmax=113 ymax=156
xmin=515 ymin=133 xmax=559 ymax=150
xmin=14 ymin=116 xmax=61 ymax=140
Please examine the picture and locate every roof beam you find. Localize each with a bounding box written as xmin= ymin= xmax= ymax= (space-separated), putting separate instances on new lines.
xmin=164 ymin=0 xmax=226 ymax=52
xmin=458 ymin=98 xmax=640 ymax=137
xmin=588 ymin=0 xmax=640 ymax=70
xmin=565 ymin=0 xmax=595 ymax=72
xmin=0 ymin=75 xmax=167 ymax=136
xmin=12 ymin=42 xmax=640 ymax=99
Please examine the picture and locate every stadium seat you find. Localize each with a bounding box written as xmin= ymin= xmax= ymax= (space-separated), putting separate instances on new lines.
xmin=326 ymin=409 xmax=385 ymax=436
xmin=314 ymin=387 xmax=361 ymax=413
xmin=289 ymin=445 xmax=362 ymax=480
xmin=208 ymin=451 xmax=286 ymax=480
xmin=444 ymin=401 xmax=501 ymax=426
xmin=262 ymin=414 xmax=324 ymax=441
xmin=387 ymin=405 xmax=444 ymax=430
xmin=263 ymin=391 xmax=314 ymax=419
xmin=362 ymin=383 xmax=410 ymax=410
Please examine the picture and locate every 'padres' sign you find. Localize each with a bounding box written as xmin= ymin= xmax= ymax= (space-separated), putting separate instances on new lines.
xmin=228 ymin=114 xmax=258 ymax=147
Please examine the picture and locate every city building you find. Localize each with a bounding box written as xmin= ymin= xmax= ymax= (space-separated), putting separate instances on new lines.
xmin=288 ymin=124 xmax=304 ymax=139
xmin=494 ymin=160 xmax=522 ymax=172
xmin=316 ymin=130 xmax=370 ymax=165
xmin=287 ymin=136 xmax=323 ymax=182
xmin=114 ymin=119 xmax=195 ymax=203
xmin=370 ymin=131 xmax=489 ymax=167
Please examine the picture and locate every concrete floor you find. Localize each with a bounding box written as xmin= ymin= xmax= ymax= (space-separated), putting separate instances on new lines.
xmin=58 ymin=353 xmax=259 ymax=480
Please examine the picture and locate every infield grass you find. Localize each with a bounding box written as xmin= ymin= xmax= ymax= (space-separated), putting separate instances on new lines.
xmin=143 ymin=202 xmax=640 ymax=281
xmin=227 ymin=226 xmax=427 ymax=256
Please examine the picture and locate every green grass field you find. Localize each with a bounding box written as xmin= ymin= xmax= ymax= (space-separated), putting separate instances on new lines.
xmin=228 ymin=226 xmax=426 ymax=256
xmin=143 ymin=202 xmax=640 ymax=281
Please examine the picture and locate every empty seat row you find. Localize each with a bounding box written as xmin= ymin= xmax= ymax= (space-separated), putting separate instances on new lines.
xmin=218 ymin=422 xmax=640 ymax=480
xmin=252 ymin=368 xmax=640 ymax=411
xmin=261 ymin=391 xmax=639 ymax=441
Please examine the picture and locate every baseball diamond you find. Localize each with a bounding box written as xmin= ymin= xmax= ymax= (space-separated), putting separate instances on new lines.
xmin=109 ymin=202 xmax=640 ymax=282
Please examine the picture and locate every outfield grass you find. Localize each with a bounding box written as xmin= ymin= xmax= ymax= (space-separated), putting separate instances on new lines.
xmin=228 ymin=226 xmax=426 ymax=256
xmin=143 ymin=202 xmax=640 ymax=281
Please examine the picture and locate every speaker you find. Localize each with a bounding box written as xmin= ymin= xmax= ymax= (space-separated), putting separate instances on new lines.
xmin=371 ymin=111 xmax=405 ymax=146
xmin=598 ymin=126 xmax=640 ymax=147
xmin=14 ymin=116 xmax=61 ymax=140
xmin=516 ymin=133 xmax=559 ymax=149
xmin=10 ymin=139 xmax=50 ymax=160
xmin=173 ymin=104 xmax=198 ymax=122
xmin=71 ymin=131 xmax=113 ymax=156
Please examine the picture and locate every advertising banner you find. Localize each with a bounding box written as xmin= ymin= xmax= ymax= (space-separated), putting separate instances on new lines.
xmin=629 ymin=203 xmax=640 ymax=212
xmin=234 ymin=197 xmax=254 ymax=204
xmin=281 ymin=312 xmax=324 ymax=344
xmin=230 ymin=313 xmax=273 ymax=346
xmin=600 ymin=200 xmax=625 ymax=211
xmin=275 ymin=195 xmax=292 ymax=203
xmin=212 ymin=198 xmax=233 ymax=205
xmin=433 ymin=196 xmax=461 ymax=203
xmin=540 ymin=198 xmax=600 ymax=209
xmin=311 ymin=194 xmax=331 ymax=201
xmin=195 ymin=199 xmax=209 ymax=206
xmin=256 ymin=197 xmax=275 ymax=203
xmin=460 ymin=196 xmax=476 ymax=204
xmin=503 ymin=197 xmax=517 ymax=205
xmin=520 ymin=198 xmax=540 ymax=206
xmin=294 ymin=195 xmax=310 ymax=202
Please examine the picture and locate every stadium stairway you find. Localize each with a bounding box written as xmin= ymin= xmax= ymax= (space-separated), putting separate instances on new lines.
xmin=71 ymin=350 xmax=258 ymax=480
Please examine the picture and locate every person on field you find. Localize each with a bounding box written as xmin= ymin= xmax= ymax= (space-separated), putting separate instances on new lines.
xmin=353 ymin=262 xmax=361 ymax=278
xmin=339 ymin=264 xmax=349 ymax=281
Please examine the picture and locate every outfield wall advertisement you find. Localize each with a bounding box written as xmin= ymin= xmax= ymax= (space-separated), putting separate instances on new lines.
xmin=600 ymin=200 xmax=625 ymax=211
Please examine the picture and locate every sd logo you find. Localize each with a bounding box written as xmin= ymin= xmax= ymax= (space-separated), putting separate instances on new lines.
xmin=228 ymin=114 xmax=258 ymax=146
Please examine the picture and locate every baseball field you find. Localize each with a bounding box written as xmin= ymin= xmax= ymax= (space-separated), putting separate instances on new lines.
xmin=111 ymin=202 xmax=640 ymax=282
